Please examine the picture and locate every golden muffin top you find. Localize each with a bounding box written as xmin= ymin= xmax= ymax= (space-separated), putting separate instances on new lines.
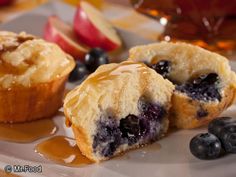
xmin=0 ymin=31 xmax=75 ymax=88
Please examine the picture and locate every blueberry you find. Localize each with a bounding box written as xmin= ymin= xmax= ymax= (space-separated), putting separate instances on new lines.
xmin=176 ymin=73 xmax=221 ymax=101
xmin=93 ymin=100 xmax=167 ymax=157
xmin=120 ymin=115 xmax=141 ymax=136
xmin=101 ymin=142 xmax=118 ymax=157
xmin=85 ymin=48 xmax=109 ymax=72
xmin=190 ymin=133 xmax=222 ymax=160
xmin=223 ymin=124 xmax=236 ymax=133
xmin=138 ymin=100 xmax=166 ymax=141
xmin=68 ymin=61 xmax=89 ymax=82
xmin=139 ymin=101 xmax=166 ymax=121
xmin=208 ymin=117 xmax=235 ymax=137
xmin=120 ymin=114 xmax=143 ymax=145
xmin=192 ymin=73 xmax=219 ymax=86
xmin=196 ymin=107 xmax=208 ymax=118
xmin=219 ymin=124 xmax=236 ymax=153
xmin=221 ymin=132 xmax=236 ymax=153
xmin=151 ymin=60 xmax=171 ymax=78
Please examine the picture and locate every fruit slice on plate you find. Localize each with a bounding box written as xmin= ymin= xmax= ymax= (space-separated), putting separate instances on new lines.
xmin=44 ymin=16 xmax=88 ymax=59
xmin=0 ymin=0 xmax=13 ymax=6
xmin=74 ymin=1 xmax=122 ymax=51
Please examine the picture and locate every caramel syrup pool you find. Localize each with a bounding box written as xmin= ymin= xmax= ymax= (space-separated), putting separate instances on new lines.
xmin=35 ymin=136 xmax=92 ymax=167
xmin=0 ymin=118 xmax=57 ymax=143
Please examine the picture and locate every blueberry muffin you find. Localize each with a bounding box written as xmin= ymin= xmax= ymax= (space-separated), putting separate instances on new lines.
xmin=128 ymin=42 xmax=236 ymax=129
xmin=64 ymin=61 xmax=174 ymax=162
xmin=0 ymin=31 xmax=75 ymax=123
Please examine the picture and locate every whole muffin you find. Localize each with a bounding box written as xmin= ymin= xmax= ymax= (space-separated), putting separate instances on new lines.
xmin=0 ymin=31 xmax=75 ymax=123
xmin=128 ymin=42 xmax=236 ymax=129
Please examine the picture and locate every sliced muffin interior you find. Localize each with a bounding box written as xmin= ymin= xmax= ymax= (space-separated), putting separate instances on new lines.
xmin=128 ymin=42 xmax=236 ymax=128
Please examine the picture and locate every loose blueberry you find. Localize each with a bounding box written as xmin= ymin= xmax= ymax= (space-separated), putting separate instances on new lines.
xmin=208 ymin=117 xmax=235 ymax=137
xmin=221 ymin=132 xmax=236 ymax=153
xmin=223 ymin=124 xmax=236 ymax=133
xmin=151 ymin=60 xmax=171 ymax=78
xmin=219 ymin=124 xmax=236 ymax=153
xmin=190 ymin=133 xmax=222 ymax=160
xmin=69 ymin=61 xmax=89 ymax=82
xmin=85 ymin=48 xmax=109 ymax=72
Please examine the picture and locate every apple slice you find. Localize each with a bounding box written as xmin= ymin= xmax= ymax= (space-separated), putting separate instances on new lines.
xmin=73 ymin=1 xmax=122 ymax=51
xmin=44 ymin=16 xmax=89 ymax=60
xmin=0 ymin=0 xmax=13 ymax=6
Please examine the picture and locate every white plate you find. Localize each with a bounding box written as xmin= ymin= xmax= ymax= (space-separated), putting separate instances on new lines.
xmin=0 ymin=2 xmax=236 ymax=177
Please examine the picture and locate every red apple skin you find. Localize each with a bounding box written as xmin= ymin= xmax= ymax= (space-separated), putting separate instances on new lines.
xmin=73 ymin=5 xmax=120 ymax=51
xmin=44 ymin=16 xmax=88 ymax=60
xmin=0 ymin=0 xmax=14 ymax=6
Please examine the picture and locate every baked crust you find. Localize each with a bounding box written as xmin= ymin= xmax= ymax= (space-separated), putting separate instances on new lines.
xmin=128 ymin=42 xmax=236 ymax=129
xmin=71 ymin=125 xmax=97 ymax=162
xmin=0 ymin=75 xmax=67 ymax=123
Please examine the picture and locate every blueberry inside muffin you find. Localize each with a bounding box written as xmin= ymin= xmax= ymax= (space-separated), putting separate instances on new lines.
xmin=176 ymin=73 xmax=221 ymax=101
xmin=150 ymin=60 xmax=171 ymax=79
xmin=149 ymin=59 xmax=221 ymax=102
xmin=93 ymin=100 xmax=166 ymax=157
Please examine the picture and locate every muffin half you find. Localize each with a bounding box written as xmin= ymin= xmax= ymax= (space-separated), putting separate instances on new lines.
xmin=64 ymin=61 xmax=174 ymax=162
xmin=0 ymin=31 xmax=75 ymax=123
xmin=128 ymin=42 xmax=236 ymax=129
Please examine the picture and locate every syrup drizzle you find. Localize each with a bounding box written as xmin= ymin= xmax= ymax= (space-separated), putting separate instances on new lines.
xmin=35 ymin=136 xmax=92 ymax=167
xmin=0 ymin=118 xmax=57 ymax=143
